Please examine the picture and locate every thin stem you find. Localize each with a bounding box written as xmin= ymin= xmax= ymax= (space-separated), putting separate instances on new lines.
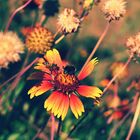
xmin=79 ymin=22 xmax=110 ymax=76
xmin=107 ymin=111 xmax=131 ymax=140
xmin=107 ymin=92 xmax=139 ymax=140
xmin=53 ymin=28 xmax=61 ymax=38
xmin=39 ymin=14 xmax=46 ymax=25
xmin=126 ymin=97 xmax=140 ymax=140
xmin=51 ymin=115 xmax=55 ymax=140
xmin=56 ymin=119 xmax=62 ymax=140
xmin=103 ymin=55 xmax=133 ymax=94
xmin=55 ymin=35 xmax=65 ymax=45
xmin=0 ymin=52 xmax=30 ymax=103
xmin=0 ymin=57 xmax=39 ymax=91
xmin=5 ymin=0 xmax=32 ymax=32
xmin=11 ymin=52 xmax=30 ymax=90
xmin=32 ymin=119 xmax=48 ymax=140
xmin=67 ymin=112 xmax=88 ymax=139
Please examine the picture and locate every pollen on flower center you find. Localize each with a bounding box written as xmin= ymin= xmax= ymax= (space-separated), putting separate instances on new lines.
xmin=54 ymin=71 xmax=79 ymax=93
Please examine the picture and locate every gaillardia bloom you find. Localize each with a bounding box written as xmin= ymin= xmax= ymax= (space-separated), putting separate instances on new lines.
xmin=25 ymin=26 xmax=54 ymax=54
xmin=0 ymin=31 xmax=24 ymax=68
xmin=101 ymin=0 xmax=126 ymax=22
xmin=57 ymin=8 xmax=80 ymax=34
xmin=28 ymin=49 xmax=103 ymax=120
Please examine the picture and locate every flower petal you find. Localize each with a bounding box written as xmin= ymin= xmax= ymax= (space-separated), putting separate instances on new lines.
xmin=61 ymin=95 xmax=69 ymax=120
xmin=34 ymin=58 xmax=50 ymax=73
xmin=28 ymin=81 xmax=52 ymax=99
xmin=77 ymin=85 xmax=103 ymax=99
xmin=78 ymin=58 xmax=98 ymax=80
xmin=70 ymin=93 xmax=85 ymax=119
xmin=34 ymin=65 xmax=50 ymax=73
xmin=27 ymin=72 xmax=44 ymax=80
xmin=44 ymin=49 xmax=62 ymax=67
xmin=51 ymin=92 xmax=64 ymax=115
xmin=57 ymin=94 xmax=66 ymax=119
xmin=52 ymin=49 xmax=62 ymax=67
xmin=45 ymin=50 xmax=54 ymax=64
xmin=44 ymin=91 xmax=69 ymax=120
xmin=43 ymin=74 xmax=52 ymax=81
xmin=44 ymin=91 xmax=59 ymax=111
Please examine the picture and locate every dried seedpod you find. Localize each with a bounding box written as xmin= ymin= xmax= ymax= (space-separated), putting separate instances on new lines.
xmin=25 ymin=26 xmax=54 ymax=54
xmin=101 ymin=0 xmax=127 ymax=22
xmin=57 ymin=8 xmax=81 ymax=34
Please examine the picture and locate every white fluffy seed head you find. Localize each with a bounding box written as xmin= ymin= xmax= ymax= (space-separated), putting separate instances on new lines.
xmin=0 ymin=31 xmax=24 ymax=68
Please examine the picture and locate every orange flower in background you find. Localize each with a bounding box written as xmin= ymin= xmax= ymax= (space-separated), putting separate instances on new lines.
xmin=28 ymin=49 xmax=102 ymax=120
xmin=104 ymin=94 xmax=129 ymax=124
xmin=110 ymin=62 xmax=128 ymax=80
xmin=127 ymin=77 xmax=140 ymax=92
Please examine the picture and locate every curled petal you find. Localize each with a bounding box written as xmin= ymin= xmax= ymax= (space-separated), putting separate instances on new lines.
xmin=28 ymin=81 xmax=52 ymax=99
xmin=77 ymin=85 xmax=103 ymax=99
xmin=44 ymin=49 xmax=62 ymax=67
xmin=78 ymin=58 xmax=98 ymax=80
xmin=45 ymin=50 xmax=54 ymax=64
xmin=70 ymin=93 xmax=84 ymax=119
xmin=52 ymin=49 xmax=62 ymax=67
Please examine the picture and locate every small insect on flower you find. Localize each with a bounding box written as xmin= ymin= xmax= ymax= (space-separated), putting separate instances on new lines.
xmin=25 ymin=26 xmax=54 ymax=54
xmin=101 ymin=0 xmax=127 ymax=22
xmin=57 ymin=8 xmax=81 ymax=34
xmin=28 ymin=49 xmax=103 ymax=120
xmin=126 ymin=32 xmax=140 ymax=61
xmin=0 ymin=31 xmax=24 ymax=68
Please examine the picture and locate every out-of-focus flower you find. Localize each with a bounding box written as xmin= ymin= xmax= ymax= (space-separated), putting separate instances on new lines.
xmin=34 ymin=0 xmax=45 ymax=7
xmin=104 ymin=94 xmax=129 ymax=123
xmin=28 ymin=49 xmax=102 ymax=120
xmin=57 ymin=8 xmax=80 ymax=34
xmin=106 ymin=95 xmax=121 ymax=108
xmin=110 ymin=62 xmax=128 ymax=80
xmin=0 ymin=32 xmax=24 ymax=68
xmin=126 ymin=32 xmax=140 ymax=59
xmin=101 ymin=0 xmax=126 ymax=22
xmin=78 ymin=48 xmax=88 ymax=57
xmin=127 ymin=77 xmax=140 ymax=92
xmin=100 ymin=79 xmax=114 ymax=91
xmin=25 ymin=26 xmax=54 ymax=54
xmin=21 ymin=27 xmax=33 ymax=36
xmin=83 ymin=0 xmax=94 ymax=10
xmin=105 ymin=110 xmax=124 ymax=123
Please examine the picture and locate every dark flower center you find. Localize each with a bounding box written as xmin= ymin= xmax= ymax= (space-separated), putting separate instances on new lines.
xmin=53 ymin=65 xmax=79 ymax=93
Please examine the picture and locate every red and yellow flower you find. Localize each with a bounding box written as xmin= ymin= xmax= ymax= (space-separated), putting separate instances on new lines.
xmin=28 ymin=49 xmax=103 ymax=120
